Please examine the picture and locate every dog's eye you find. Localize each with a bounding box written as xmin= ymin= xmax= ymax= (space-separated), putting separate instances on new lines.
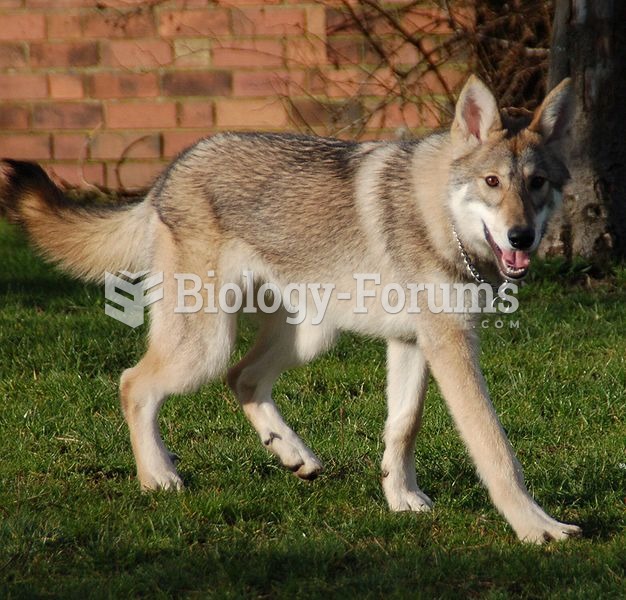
xmin=530 ymin=176 xmax=546 ymax=190
xmin=485 ymin=175 xmax=500 ymax=187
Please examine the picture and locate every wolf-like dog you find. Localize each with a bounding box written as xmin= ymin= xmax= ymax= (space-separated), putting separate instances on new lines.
xmin=0 ymin=76 xmax=581 ymax=543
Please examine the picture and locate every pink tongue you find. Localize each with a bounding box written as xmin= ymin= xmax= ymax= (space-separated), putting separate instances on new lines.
xmin=502 ymin=250 xmax=530 ymax=269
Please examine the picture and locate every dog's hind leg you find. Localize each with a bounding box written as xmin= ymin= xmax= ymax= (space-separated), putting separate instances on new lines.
xmin=228 ymin=312 xmax=335 ymax=480
xmin=119 ymin=221 xmax=237 ymax=490
xmin=120 ymin=351 xmax=188 ymax=492
xmin=120 ymin=303 xmax=237 ymax=491
xmin=382 ymin=339 xmax=433 ymax=512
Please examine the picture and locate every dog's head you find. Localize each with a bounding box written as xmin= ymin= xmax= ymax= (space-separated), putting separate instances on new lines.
xmin=448 ymin=75 xmax=573 ymax=280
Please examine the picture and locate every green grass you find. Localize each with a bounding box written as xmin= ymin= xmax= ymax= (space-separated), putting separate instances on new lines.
xmin=0 ymin=219 xmax=624 ymax=598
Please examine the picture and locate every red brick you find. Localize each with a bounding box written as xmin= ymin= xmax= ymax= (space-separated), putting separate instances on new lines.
xmin=67 ymin=0 xmax=143 ymax=6
xmin=161 ymin=71 xmax=232 ymax=96
xmin=178 ymin=101 xmax=214 ymax=128
xmin=107 ymin=161 xmax=165 ymax=190
xmin=215 ymin=0 xmax=280 ymax=4
xmin=49 ymin=74 xmax=84 ymax=99
xmin=90 ymin=132 xmax=161 ymax=160
xmin=291 ymin=98 xmax=362 ymax=131
xmin=0 ymin=14 xmax=45 ymax=41
xmin=53 ymin=133 xmax=88 ymax=160
xmin=0 ymin=1 xmax=24 ymax=7
xmin=161 ymin=0 xmax=209 ymax=6
xmin=403 ymin=8 xmax=454 ymax=35
xmin=0 ymin=74 xmax=47 ymax=99
xmin=327 ymin=37 xmax=363 ymax=66
xmin=215 ymin=0 xmax=281 ymax=4
xmin=328 ymin=67 xmax=395 ymax=97
xmin=212 ymin=40 xmax=283 ymax=68
xmin=305 ymin=5 xmax=326 ymax=37
xmin=359 ymin=130 xmax=395 ymax=142
xmin=49 ymin=162 xmax=105 ymax=188
xmin=106 ymin=102 xmax=177 ymax=129
xmin=310 ymin=68 xmax=364 ymax=98
xmin=30 ymin=42 xmax=99 ymax=68
xmin=163 ymin=131 xmax=204 ymax=157
xmin=232 ymin=70 xmax=306 ymax=97
xmin=159 ymin=9 xmax=230 ymax=37
xmin=419 ymin=67 xmax=466 ymax=94
xmin=232 ymin=7 xmax=306 ymax=36
xmin=47 ymin=14 xmax=82 ymax=39
xmin=89 ymin=72 xmax=159 ymax=99
xmin=449 ymin=5 xmax=476 ymax=30
xmin=0 ymin=42 xmax=27 ymax=68
xmin=82 ymin=10 xmax=155 ymax=38
xmin=33 ymin=103 xmax=103 ymax=129
xmin=0 ymin=105 xmax=29 ymax=130
xmin=325 ymin=8 xmax=360 ymax=35
xmin=215 ymin=98 xmax=289 ymax=129
xmin=362 ymin=39 xmax=380 ymax=65
xmin=285 ymin=37 xmax=326 ymax=67
xmin=369 ymin=101 xmax=441 ymax=131
xmin=389 ymin=41 xmax=421 ymax=66
xmin=101 ymin=40 xmax=172 ymax=69
xmin=26 ymin=0 xmax=92 ymax=6
xmin=173 ymin=39 xmax=211 ymax=67
xmin=0 ymin=134 xmax=51 ymax=159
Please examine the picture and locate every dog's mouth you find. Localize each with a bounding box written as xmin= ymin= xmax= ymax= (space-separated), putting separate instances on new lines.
xmin=484 ymin=224 xmax=530 ymax=280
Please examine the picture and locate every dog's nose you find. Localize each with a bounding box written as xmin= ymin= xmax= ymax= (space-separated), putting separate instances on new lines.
xmin=507 ymin=226 xmax=535 ymax=250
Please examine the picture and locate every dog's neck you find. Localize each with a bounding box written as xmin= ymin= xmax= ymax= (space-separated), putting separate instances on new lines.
xmin=451 ymin=222 xmax=487 ymax=284
xmin=451 ymin=223 xmax=506 ymax=287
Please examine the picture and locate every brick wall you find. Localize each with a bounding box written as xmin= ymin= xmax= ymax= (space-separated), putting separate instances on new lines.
xmin=0 ymin=0 xmax=465 ymax=190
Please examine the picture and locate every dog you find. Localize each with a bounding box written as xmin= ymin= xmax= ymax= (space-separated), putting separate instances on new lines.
xmin=0 ymin=75 xmax=581 ymax=543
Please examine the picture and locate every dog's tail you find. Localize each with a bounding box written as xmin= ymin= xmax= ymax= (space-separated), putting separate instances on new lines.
xmin=0 ymin=159 xmax=154 ymax=282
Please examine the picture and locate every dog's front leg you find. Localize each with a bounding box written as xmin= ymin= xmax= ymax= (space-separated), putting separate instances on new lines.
xmin=381 ymin=339 xmax=433 ymax=512
xmin=418 ymin=318 xmax=581 ymax=543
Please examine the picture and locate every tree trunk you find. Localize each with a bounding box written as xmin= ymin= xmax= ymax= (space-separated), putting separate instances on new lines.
xmin=541 ymin=0 xmax=626 ymax=261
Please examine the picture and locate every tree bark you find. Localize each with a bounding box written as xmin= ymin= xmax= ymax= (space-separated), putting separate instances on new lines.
xmin=541 ymin=0 xmax=626 ymax=261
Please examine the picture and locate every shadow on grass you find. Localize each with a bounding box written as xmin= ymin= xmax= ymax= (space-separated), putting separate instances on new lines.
xmin=3 ymin=529 xmax=623 ymax=598
xmin=0 ymin=277 xmax=94 ymax=305
xmin=0 ymin=221 xmax=96 ymax=305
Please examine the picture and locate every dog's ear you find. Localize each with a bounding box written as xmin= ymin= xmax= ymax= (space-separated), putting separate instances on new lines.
xmin=529 ymin=78 xmax=574 ymax=146
xmin=451 ymin=75 xmax=502 ymax=151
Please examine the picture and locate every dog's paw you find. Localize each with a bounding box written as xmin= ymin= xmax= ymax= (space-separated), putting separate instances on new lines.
xmin=388 ymin=491 xmax=433 ymax=513
xmin=515 ymin=515 xmax=582 ymax=544
xmin=262 ymin=430 xmax=323 ymax=480
xmin=383 ymin=479 xmax=433 ymax=512
xmin=292 ymin=456 xmax=324 ymax=481
xmin=138 ymin=455 xmax=184 ymax=491
xmin=140 ymin=469 xmax=184 ymax=491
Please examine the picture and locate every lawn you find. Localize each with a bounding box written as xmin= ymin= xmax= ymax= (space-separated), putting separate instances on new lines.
xmin=0 ymin=219 xmax=624 ymax=598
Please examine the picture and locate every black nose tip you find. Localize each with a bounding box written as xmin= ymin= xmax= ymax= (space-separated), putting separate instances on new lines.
xmin=508 ymin=226 xmax=535 ymax=250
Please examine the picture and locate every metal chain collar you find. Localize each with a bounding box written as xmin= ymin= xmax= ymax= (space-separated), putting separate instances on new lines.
xmin=451 ymin=222 xmax=487 ymax=284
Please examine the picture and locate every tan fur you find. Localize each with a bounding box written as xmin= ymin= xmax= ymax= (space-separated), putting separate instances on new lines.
xmin=0 ymin=161 xmax=154 ymax=281
xmin=0 ymin=76 xmax=581 ymax=543
xmin=20 ymin=193 xmax=154 ymax=281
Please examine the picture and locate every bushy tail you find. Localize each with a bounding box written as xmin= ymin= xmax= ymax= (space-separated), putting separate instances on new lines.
xmin=0 ymin=159 xmax=154 ymax=282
